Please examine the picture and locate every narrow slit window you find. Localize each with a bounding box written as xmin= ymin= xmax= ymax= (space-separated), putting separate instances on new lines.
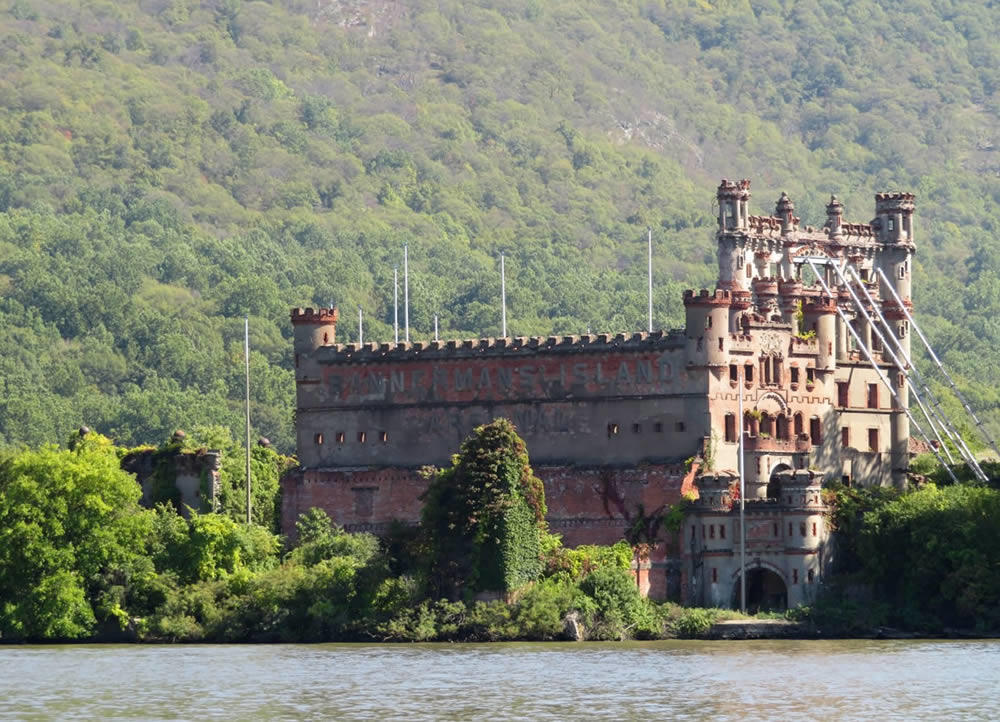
xmin=336 ymin=431 xmax=345 ymax=444
xmin=358 ymin=431 xmax=366 ymax=443
xmin=314 ymin=433 xmax=324 ymax=445
xmin=380 ymin=431 xmax=389 ymax=443
xmin=632 ymin=423 xmax=641 ymax=434
xmin=608 ymin=423 xmax=619 ymax=437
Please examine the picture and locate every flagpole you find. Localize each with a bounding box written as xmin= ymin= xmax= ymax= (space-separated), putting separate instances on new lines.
xmin=738 ymin=378 xmax=746 ymax=614
xmin=647 ymin=227 xmax=653 ymax=332
xmin=404 ymin=244 xmax=410 ymax=343
xmin=501 ymin=252 xmax=507 ymax=338
xmin=393 ymin=267 xmax=399 ymax=344
xmin=358 ymin=306 xmax=363 ymax=346
xmin=244 ymin=316 xmax=251 ymax=526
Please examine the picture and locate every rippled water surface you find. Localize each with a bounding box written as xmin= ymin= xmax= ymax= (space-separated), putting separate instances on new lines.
xmin=2 ymin=639 xmax=998 ymax=720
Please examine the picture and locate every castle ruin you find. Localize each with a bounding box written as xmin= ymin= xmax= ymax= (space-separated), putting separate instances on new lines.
xmin=281 ymin=179 xmax=916 ymax=609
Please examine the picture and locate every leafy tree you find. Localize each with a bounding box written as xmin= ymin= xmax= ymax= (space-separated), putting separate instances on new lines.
xmin=421 ymin=418 xmax=547 ymax=598
xmin=0 ymin=432 xmax=152 ymax=639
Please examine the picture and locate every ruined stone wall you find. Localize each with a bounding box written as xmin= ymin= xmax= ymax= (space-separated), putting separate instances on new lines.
xmin=294 ymin=335 xmax=704 ymax=470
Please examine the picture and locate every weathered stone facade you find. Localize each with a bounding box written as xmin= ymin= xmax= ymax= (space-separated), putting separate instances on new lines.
xmin=282 ymin=179 xmax=915 ymax=609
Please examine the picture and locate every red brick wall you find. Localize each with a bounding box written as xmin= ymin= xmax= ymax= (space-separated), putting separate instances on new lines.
xmin=281 ymin=461 xmax=698 ymax=599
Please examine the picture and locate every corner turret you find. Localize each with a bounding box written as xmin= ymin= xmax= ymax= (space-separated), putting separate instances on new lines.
xmin=292 ymin=307 xmax=339 ymax=353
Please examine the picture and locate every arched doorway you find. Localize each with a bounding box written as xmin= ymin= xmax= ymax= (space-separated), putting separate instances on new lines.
xmin=732 ymin=567 xmax=788 ymax=612
xmin=766 ymin=463 xmax=792 ymax=500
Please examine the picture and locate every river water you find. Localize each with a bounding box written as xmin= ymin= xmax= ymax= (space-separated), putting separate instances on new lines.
xmin=1 ymin=640 xmax=997 ymax=720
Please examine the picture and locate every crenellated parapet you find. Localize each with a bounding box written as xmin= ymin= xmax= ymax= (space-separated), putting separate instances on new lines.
xmin=291 ymin=307 xmax=340 ymax=325
xmin=311 ymin=328 xmax=687 ymax=365
xmin=683 ymin=288 xmax=734 ymax=307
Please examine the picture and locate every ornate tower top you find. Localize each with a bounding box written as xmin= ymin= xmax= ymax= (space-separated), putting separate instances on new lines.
xmin=826 ymin=195 xmax=844 ymax=239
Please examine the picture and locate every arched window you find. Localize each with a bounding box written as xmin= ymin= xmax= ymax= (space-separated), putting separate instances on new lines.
xmin=760 ymin=413 xmax=773 ymax=437
xmin=794 ymin=412 xmax=803 ymax=437
xmin=776 ymin=415 xmax=789 ymax=440
xmin=724 ymin=413 xmax=736 ymax=443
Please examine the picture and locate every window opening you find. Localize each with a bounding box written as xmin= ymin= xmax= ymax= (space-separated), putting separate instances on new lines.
xmin=336 ymin=432 xmax=345 ymax=444
xmin=632 ymin=423 xmax=641 ymax=434
xmin=841 ymin=427 xmax=850 ymax=448
xmin=809 ymin=417 xmax=822 ymax=445
xmin=358 ymin=431 xmax=367 ymax=443
xmin=607 ymin=423 xmax=619 ymax=437
xmin=867 ymin=383 xmax=878 ymax=409
xmin=837 ymin=382 xmax=849 ymax=407
xmin=868 ymin=428 xmax=879 ymax=452
xmin=724 ymin=414 xmax=736 ymax=443
xmin=314 ymin=433 xmax=324 ymax=445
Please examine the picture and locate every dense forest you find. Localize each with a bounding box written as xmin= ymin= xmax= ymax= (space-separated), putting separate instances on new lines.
xmin=1 ymin=0 xmax=998 ymax=454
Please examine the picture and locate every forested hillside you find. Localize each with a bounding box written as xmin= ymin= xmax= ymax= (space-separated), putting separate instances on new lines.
xmin=1 ymin=0 xmax=998 ymax=454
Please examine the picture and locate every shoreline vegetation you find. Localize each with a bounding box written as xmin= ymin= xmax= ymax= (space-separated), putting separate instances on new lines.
xmin=1 ymin=421 xmax=999 ymax=644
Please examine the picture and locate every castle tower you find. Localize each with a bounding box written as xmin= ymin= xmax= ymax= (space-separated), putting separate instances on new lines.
xmin=874 ymin=192 xmax=915 ymax=489
xmin=291 ymin=306 xmax=339 ymax=380
xmin=716 ymin=179 xmax=752 ymax=291
xmin=684 ymin=289 xmax=732 ymax=367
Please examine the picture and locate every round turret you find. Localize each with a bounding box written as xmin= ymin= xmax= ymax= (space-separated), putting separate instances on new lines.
xmin=803 ymin=296 xmax=837 ymax=371
xmin=684 ymin=289 xmax=732 ymax=366
xmin=291 ymin=307 xmax=339 ymax=353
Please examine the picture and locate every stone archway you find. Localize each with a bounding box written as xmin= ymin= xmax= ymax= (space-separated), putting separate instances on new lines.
xmin=732 ymin=567 xmax=788 ymax=613
xmin=766 ymin=463 xmax=792 ymax=500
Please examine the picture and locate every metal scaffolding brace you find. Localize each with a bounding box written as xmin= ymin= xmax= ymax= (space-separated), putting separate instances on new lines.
xmin=843 ymin=266 xmax=988 ymax=481
xmin=802 ymin=258 xmax=960 ymax=484
xmin=827 ymin=263 xmax=986 ymax=483
xmin=875 ymin=266 xmax=1000 ymax=464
